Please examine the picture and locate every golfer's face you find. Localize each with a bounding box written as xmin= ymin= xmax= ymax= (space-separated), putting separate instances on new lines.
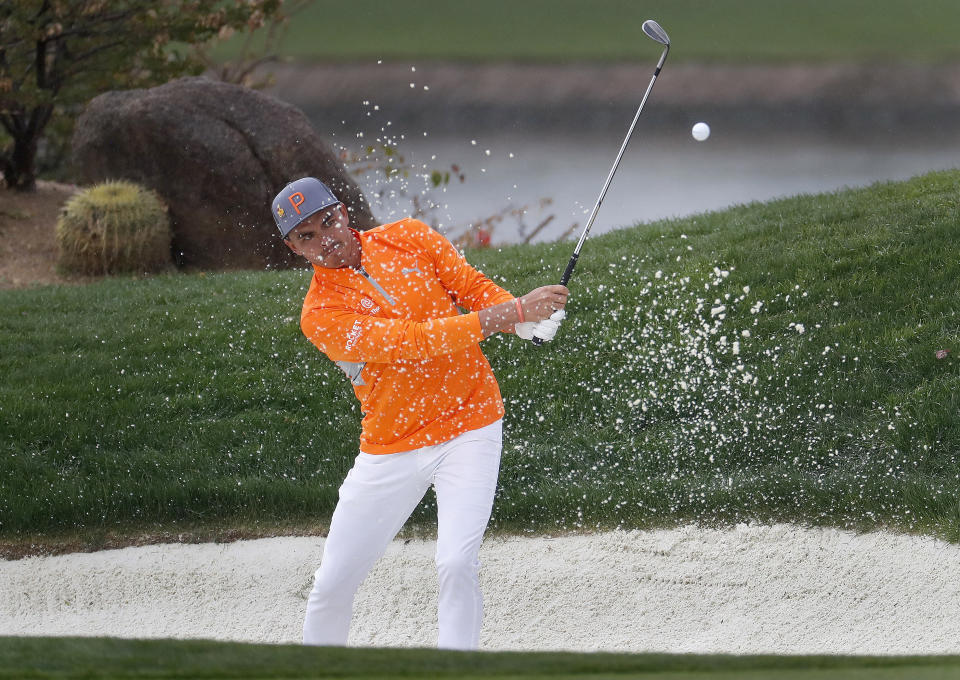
xmin=285 ymin=204 xmax=357 ymax=268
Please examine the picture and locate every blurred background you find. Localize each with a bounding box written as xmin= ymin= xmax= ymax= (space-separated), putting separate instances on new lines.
xmin=213 ymin=0 xmax=960 ymax=244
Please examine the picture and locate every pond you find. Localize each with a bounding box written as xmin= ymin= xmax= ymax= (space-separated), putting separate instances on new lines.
xmin=345 ymin=126 xmax=960 ymax=245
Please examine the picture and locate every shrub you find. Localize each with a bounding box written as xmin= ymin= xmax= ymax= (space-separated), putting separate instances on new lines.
xmin=56 ymin=180 xmax=173 ymax=276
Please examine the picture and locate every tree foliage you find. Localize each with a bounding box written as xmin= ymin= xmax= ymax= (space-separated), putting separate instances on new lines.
xmin=0 ymin=0 xmax=283 ymax=191
xmin=191 ymin=0 xmax=311 ymax=90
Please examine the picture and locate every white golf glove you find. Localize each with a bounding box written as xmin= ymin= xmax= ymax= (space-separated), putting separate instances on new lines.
xmin=515 ymin=309 xmax=566 ymax=342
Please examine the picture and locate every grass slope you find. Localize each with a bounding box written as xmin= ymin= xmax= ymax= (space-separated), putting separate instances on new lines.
xmin=1 ymin=170 xmax=958 ymax=547
xmin=213 ymin=0 xmax=960 ymax=63
xmin=1 ymin=637 xmax=959 ymax=680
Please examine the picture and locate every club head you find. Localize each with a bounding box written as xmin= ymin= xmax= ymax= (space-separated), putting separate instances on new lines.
xmin=642 ymin=19 xmax=670 ymax=46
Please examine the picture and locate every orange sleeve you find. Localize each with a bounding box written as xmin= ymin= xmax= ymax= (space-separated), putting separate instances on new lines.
xmin=413 ymin=221 xmax=515 ymax=310
xmin=302 ymin=306 xmax=485 ymax=363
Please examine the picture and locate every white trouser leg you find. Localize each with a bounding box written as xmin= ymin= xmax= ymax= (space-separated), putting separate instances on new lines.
xmin=432 ymin=420 xmax=503 ymax=650
xmin=302 ymin=419 xmax=503 ymax=649
xmin=303 ymin=450 xmax=429 ymax=646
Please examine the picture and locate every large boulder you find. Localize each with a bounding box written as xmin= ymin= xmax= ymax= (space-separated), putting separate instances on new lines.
xmin=71 ymin=76 xmax=377 ymax=270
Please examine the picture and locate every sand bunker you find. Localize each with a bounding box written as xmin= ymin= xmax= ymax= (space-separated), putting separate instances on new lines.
xmin=2 ymin=524 xmax=958 ymax=655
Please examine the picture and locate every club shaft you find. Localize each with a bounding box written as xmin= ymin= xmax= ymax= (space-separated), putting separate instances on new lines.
xmin=572 ymin=44 xmax=669 ymax=259
xmin=533 ymin=42 xmax=669 ymax=346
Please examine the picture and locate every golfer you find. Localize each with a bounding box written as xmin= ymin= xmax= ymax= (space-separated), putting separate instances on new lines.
xmin=272 ymin=177 xmax=567 ymax=649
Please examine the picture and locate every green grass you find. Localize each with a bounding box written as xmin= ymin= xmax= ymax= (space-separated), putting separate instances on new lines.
xmin=213 ymin=0 xmax=960 ymax=63
xmin=1 ymin=637 xmax=959 ymax=679
xmin=1 ymin=170 xmax=959 ymax=547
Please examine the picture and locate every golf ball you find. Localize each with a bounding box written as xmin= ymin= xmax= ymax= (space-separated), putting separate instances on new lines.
xmin=692 ymin=122 xmax=711 ymax=141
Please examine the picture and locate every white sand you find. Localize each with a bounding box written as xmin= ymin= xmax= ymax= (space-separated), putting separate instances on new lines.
xmin=2 ymin=524 xmax=958 ymax=655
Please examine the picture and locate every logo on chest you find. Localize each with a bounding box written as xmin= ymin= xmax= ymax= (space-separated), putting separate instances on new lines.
xmin=359 ymin=297 xmax=381 ymax=315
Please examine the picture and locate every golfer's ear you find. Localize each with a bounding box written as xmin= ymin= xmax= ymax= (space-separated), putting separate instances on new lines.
xmin=282 ymin=237 xmax=299 ymax=254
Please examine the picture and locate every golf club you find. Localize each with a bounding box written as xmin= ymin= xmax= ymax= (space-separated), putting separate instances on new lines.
xmin=533 ymin=19 xmax=670 ymax=345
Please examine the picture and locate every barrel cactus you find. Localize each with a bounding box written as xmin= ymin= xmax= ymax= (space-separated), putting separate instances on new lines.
xmin=56 ymin=180 xmax=172 ymax=276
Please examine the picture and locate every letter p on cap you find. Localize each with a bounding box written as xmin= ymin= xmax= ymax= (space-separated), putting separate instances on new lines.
xmin=288 ymin=191 xmax=306 ymax=215
xmin=270 ymin=178 xmax=339 ymax=238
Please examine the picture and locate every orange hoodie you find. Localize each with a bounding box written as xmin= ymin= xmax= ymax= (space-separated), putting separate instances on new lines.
xmin=300 ymin=218 xmax=514 ymax=454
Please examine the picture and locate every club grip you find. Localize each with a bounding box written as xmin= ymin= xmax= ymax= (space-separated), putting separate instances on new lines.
xmin=559 ymin=252 xmax=580 ymax=286
xmin=532 ymin=252 xmax=579 ymax=346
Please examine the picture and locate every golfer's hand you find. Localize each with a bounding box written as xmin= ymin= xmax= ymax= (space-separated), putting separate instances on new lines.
xmin=525 ymin=309 xmax=566 ymax=342
xmin=515 ymin=321 xmax=537 ymax=340
xmin=480 ymin=285 xmax=569 ymax=339
xmin=519 ymin=285 xmax=568 ymax=322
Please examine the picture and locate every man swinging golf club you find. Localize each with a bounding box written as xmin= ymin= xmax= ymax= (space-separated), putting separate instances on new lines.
xmin=272 ymin=177 xmax=567 ymax=649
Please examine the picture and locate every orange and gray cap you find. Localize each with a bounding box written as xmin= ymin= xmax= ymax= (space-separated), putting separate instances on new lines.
xmin=271 ymin=177 xmax=340 ymax=238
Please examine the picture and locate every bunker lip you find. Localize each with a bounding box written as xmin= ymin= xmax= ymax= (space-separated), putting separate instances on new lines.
xmin=0 ymin=525 xmax=317 ymax=561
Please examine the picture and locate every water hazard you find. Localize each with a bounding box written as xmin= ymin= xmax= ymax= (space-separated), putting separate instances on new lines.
xmin=344 ymin=127 xmax=960 ymax=244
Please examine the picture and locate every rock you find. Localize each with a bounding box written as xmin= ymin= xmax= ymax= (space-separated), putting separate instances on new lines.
xmin=71 ymin=76 xmax=377 ymax=270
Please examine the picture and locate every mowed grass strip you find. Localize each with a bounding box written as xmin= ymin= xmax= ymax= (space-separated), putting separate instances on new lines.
xmin=1 ymin=636 xmax=959 ymax=680
xmin=1 ymin=170 xmax=959 ymax=547
xmin=212 ymin=0 xmax=960 ymax=63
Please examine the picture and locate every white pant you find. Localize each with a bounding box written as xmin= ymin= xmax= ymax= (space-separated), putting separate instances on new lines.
xmin=303 ymin=419 xmax=503 ymax=650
